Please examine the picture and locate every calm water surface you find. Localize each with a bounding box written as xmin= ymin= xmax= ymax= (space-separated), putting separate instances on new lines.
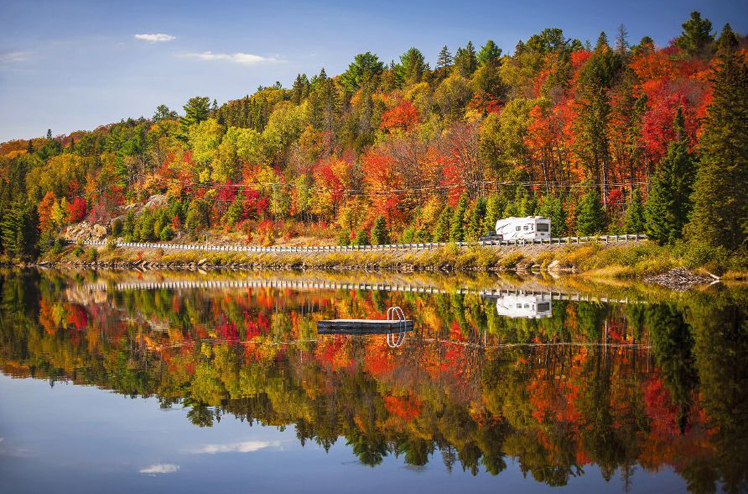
xmin=0 ymin=270 xmax=745 ymax=494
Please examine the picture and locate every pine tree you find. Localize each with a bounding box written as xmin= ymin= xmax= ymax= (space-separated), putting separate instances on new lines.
xmin=688 ymin=25 xmax=747 ymax=250
xmin=576 ymin=187 xmax=607 ymax=235
xmin=477 ymin=40 xmax=502 ymax=67
xmin=518 ymin=190 xmax=537 ymax=216
xmin=483 ymin=194 xmax=504 ymax=235
xmin=180 ymin=96 xmax=211 ymax=136
xmin=539 ymin=195 xmax=567 ymax=237
xmin=466 ymin=198 xmax=486 ymax=241
xmin=400 ymin=48 xmax=427 ymax=86
xmin=676 ymin=11 xmax=714 ymax=56
xmin=437 ymin=46 xmax=453 ymax=69
xmin=450 ymin=194 xmax=469 ymax=242
xmin=0 ymin=199 xmax=38 ymax=259
xmin=645 ymin=108 xmax=695 ymax=245
xmin=595 ymin=31 xmax=609 ymax=51
xmin=371 ymin=216 xmax=389 ymax=245
xmin=453 ymin=42 xmax=477 ymax=78
xmin=624 ymin=188 xmax=646 ymax=233
xmin=46 ymin=129 xmax=52 ymax=139
xmin=354 ymin=228 xmax=370 ymax=246
xmin=433 ymin=205 xmax=452 ymax=242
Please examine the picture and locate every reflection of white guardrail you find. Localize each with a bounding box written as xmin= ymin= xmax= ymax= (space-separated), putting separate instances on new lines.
xmin=81 ymin=234 xmax=647 ymax=254
xmin=82 ymin=278 xmax=644 ymax=305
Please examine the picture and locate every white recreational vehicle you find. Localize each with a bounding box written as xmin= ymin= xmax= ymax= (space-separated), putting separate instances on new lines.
xmin=495 ymin=293 xmax=553 ymax=319
xmin=493 ymin=216 xmax=551 ymax=241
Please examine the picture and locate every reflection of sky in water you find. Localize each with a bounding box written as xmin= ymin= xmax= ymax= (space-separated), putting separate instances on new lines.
xmin=0 ymin=373 xmax=686 ymax=494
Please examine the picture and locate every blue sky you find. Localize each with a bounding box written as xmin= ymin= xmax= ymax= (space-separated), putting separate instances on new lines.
xmin=0 ymin=0 xmax=746 ymax=142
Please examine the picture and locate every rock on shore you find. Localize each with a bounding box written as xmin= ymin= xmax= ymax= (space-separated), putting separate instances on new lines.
xmin=644 ymin=267 xmax=714 ymax=291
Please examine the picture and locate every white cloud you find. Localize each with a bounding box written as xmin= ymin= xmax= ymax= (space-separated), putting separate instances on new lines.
xmin=134 ymin=33 xmax=176 ymax=43
xmin=184 ymin=51 xmax=279 ymax=65
xmin=140 ymin=463 xmax=180 ymax=474
xmin=184 ymin=440 xmax=281 ymax=454
xmin=0 ymin=51 xmax=30 ymax=64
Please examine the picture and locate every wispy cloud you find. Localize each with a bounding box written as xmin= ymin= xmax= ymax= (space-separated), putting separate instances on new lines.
xmin=184 ymin=440 xmax=281 ymax=454
xmin=134 ymin=33 xmax=176 ymax=43
xmin=184 ymin=51 xmax=280 ymax=65
xmin=0 ymin=51 xmax=30 ymax=64
xmin=140 ymin=464 xmax=180 ymax=474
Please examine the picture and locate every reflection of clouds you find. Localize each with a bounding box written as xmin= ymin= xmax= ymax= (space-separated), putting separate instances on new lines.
xmin=140 ymin=464 xmax=180 ymax=474
xmin=184 ymin=440 xmax=281 ymax=454
xmin=0 ymin=438 xmax=33 ymax=458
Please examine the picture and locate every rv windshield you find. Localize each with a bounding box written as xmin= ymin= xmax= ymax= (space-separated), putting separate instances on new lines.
xmin=537 ymin=223 xmax=549 ymax=232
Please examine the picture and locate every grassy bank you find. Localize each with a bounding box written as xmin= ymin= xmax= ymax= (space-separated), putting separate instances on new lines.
xmin=35 ymin=239 xmax=748 ymax=280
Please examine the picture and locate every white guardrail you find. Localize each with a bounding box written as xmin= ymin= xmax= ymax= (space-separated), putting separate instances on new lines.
xmin=81 ymin=234 xmax=647 ymax=253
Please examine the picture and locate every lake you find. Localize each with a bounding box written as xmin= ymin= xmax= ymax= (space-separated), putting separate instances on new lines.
xmin=0 ymin=269 xmax=745 ymax=494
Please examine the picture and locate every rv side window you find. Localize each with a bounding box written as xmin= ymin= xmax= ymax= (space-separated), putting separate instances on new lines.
xmin=523 ymin=225 xmax=528 ymax=230
xmin=516 ymin=226 xmax=521 ymax=231
xmin=537 ymin=223 xmax=549 ymax=232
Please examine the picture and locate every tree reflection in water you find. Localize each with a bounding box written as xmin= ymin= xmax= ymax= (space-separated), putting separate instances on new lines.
xmin=0 ymin=270 xmax=745 ymax=493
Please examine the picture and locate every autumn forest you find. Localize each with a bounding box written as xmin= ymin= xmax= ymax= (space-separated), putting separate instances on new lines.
xmin=0 ymin=11 xmax=746 ymax=263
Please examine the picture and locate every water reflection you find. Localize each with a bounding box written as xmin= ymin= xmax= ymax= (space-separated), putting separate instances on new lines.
xmin=492 ymin=292 xmax=553 ymax=319
xmin=0 ymin=269 xmax=745 ymax=493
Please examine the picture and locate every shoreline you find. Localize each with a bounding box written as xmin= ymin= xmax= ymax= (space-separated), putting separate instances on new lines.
xmin=13 ymin=240 xmax=745 ymax=289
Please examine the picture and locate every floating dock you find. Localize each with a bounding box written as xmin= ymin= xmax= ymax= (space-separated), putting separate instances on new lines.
xmin=317 ymin=319 xmax=414 ymax=335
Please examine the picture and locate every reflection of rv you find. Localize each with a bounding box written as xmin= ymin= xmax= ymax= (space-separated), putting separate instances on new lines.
xmin=495 ymin=293 xmax=552 ymax=319
xmin=487 ymin=216 xmax=551 ymax=241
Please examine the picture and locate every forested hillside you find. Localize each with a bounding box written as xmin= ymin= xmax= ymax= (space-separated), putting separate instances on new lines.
xmin=0 ymin=12 xmax=745 ymax=261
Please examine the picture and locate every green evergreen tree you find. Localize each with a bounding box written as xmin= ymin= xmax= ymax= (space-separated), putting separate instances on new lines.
xmin=450 ymin=194 xmax=469 ymax=242
xmin=123 ymin=210 xmax=136 ymax=241
xmin=337 ymin=229 xmax=350 ymax=246
xmin=159 ymin=225 xmax=174 ymax=241
xmin=371 ymin=216 xmax=389 ymax=245
xmin=466 ymin=198 xmax=486 ymax=241
xmin=503 ymin=200 xmax=519 ymax=218
xmin=354 ymin=228 xmax=370 ymax=246
xmin=153 ymin=104 xmax=178 ymax=122
xmin=433 ymin=205 xmax=452 ymax=242
xmin=624 ymin=188 xmax=646 ymax=233
xmin=688 ymin=25 xmax=747 ymax=251
xmin=576 ymin=187 xmax=607 ymax=235
xmin=676 ymin=11 xmax=714 ymax=56
xmin=180 ymin=96 xmax=211 ymax=136
xmin=453 ymin=41 xmax=477 ymax=78
xmin=645 ymin=108 xmax=695 ymax=245
xmin=185 ymin=200 xmax=211 ymax=238
xmin=477 ymin=40 xmax=502 ymax=67
xmin=518 ymin=190 xmax=537 ymax=216
xmin=400 ymin=48 xmax=427 ymax=85
xmin=0 ymin=199 xmax=38 ymax=259
xmin=538 ymin=195 xmax=567 ymax=237
xmin=483 ymin=194 xmax=504 ymax=236
xmin=436 ymin=46 xmax=453 ymax=69
xmin=340 ymin=52 xmax=384 ymax=92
